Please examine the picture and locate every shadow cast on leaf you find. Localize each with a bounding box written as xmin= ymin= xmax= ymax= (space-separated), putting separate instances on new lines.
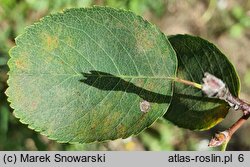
xmin=79 ymin=70 xmax=223 ymax=104
xmin=175 ymin=93 xmax=225 ymax=104
xmin=79 ymin=70 xmax=171 ymax=104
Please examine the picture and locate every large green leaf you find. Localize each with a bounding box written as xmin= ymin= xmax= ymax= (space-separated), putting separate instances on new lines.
xmin=6 ymin=7 xmax=177 ymax=143
xmin=164 ymin=34 xmax=240 ymax=130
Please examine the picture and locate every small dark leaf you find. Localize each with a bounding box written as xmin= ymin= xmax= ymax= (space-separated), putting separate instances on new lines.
xmin=164 ymin=34 xmax=240 ymax=130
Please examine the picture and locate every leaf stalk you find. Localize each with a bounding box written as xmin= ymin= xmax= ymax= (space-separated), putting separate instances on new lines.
xmin=168 ymin=77 xmax=202 ymax=89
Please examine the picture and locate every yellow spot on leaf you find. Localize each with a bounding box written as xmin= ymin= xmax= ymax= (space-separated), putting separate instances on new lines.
xmin=41 ymin=33 xmax=59 ymax=51
xmin=15 ymin=52 xmax=29 ymax=70
xmin=15 ymin=59 xmax=27 ymax=70
xmin=116 ymin=124 xmax=126 ymax=137
xmin=135 ymin=29 xmax=155 ymax=53
xmin=91 ymin=123 xmax=97 ymax=130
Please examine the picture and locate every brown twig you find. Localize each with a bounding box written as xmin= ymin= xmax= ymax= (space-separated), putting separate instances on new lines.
xmin=202 ymin=72 xmax=250 ymax=115
xmin=170 ymin=73 xmax=250 ymax=149
xmin=228 ymin=114 xmax=250 ymax=135
xmin=202 ymin=73 xmax=250 ymax=149
xmin=208 ymin=114 xmax=250 ymax=148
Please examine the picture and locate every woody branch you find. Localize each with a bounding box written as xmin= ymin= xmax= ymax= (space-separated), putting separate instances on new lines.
xmin=201 ymin=73 xmax=250 ymax=148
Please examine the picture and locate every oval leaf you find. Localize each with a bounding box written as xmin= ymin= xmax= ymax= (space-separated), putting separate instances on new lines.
xmin=6 ymin=7 xmax=177 ymax=143
xmin=164 ymin=34 xmax=240 ymax=130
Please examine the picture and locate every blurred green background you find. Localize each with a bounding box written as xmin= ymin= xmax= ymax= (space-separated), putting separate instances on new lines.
xmin=0 ymin=0 xmax=250 ymax=151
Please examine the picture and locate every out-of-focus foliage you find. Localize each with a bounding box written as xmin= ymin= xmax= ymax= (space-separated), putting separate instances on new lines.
xmin=105 ymin=0 xmax=166 ymax=16
xmin=0 ymin=0 xmax=250 ymax=150
xmin=229 ymin=5 xmax=250 ymax=38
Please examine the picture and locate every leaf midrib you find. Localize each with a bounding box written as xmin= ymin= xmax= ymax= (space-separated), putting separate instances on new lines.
xmin=10 ymin=73 xmax=172 ymax=79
